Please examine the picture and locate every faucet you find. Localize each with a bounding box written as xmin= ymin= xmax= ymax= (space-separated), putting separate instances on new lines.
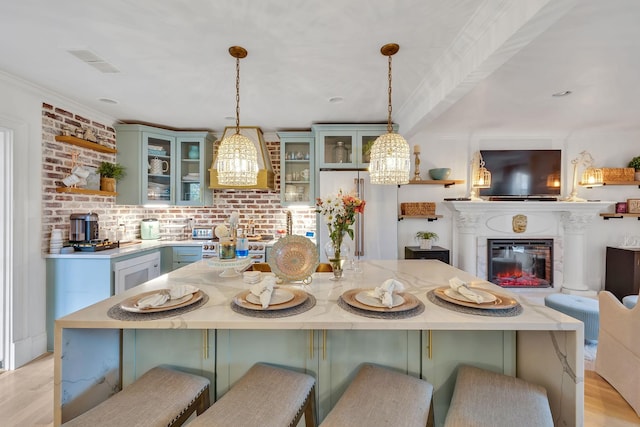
xmin=286 ymin=210 xmax=292 ymax=235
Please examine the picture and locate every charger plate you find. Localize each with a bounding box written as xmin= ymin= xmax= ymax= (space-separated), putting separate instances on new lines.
xmin=233 ymin=288 xmax=308 ymax=311
xmin=120 ymin=289 xmax=203 ymax=313
xmin=433 ymin=286 xmax=517 ymax=310
xmin=267 ymin=235 xmax=319 ymax=282
xmin=341 ymin=288 xmax=420 ymax=313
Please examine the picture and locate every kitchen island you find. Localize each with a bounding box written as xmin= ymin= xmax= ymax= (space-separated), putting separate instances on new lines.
xmin=54 ymin=259 xmax=583 ymax=426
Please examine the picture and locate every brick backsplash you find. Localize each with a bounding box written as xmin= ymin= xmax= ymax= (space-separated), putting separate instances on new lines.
xmin=41 ymin=103 xmax=316 ymax=254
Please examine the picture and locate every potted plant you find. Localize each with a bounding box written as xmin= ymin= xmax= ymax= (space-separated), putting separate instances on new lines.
xmin=628 ymin=156 xmax=640 ymax=181
xmin=415 ymin=231 xmax=439 ymax=249
xmin=96 ymin=162 xmax=126 ymax=192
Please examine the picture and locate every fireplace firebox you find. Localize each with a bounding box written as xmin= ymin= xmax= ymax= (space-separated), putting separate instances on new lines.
xmin=487 ymin=239 xmax=553 ymax=288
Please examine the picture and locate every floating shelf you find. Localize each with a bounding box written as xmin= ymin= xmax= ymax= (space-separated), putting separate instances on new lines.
xmin=600 ymin=181 xmax=640 ymax=188
xmin=55 ymin=135 xmax=117 ymax=154
xmin=401 ymin=179 xmax=464 ymax=188
xmin=600 ymin=213 xmax=640 ymax=220
xmin=56 ymin=187 xmax=117 ymax=197
xmin=398 ymin=214 xmax=443 ymax=222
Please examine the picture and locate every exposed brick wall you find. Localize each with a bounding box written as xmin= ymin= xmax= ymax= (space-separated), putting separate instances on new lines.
xmin=41 ymin=103 xmax=316 ymax=254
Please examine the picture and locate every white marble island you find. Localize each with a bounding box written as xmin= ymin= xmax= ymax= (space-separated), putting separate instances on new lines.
xmin=54 ymin=259 xmax=583 ymax=426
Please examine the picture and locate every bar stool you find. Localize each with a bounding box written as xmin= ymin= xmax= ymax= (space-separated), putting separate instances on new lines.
xmin=62 ymin=366 xmax=210 ymax=426
xmin=190 ymin=363 xmax=316 ymax=427
xmin=320 ymin=364 xmax=434 ymax=427
xmin=444 ymin=365 xmax=553 ymax=427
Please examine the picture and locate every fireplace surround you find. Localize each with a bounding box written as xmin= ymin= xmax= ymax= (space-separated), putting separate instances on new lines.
xmin=444 ymin=201 xmax=611 ymax=294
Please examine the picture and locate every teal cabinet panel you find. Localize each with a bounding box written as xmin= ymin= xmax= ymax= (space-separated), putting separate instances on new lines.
xmin=122 ymin=329 xmax=215 ymax=402
xmin=422 ymin=330 xmax=516 ymax=426
xmin=277 ymin=131 xmax=315 ymax=207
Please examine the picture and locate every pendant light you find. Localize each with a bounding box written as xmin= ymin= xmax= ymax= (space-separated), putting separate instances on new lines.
xmin=215 ymin=46 xmax=258 ymax=186
xmin=369 ymin=43 xmax=410 ymax=185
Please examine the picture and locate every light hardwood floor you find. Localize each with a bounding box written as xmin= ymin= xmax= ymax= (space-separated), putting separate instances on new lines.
xmin=1 ymin=353 xmax=638 ymax=426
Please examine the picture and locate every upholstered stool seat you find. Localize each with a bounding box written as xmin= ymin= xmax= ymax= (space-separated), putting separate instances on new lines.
xmin=444 ymin=365 xmax=553 ymax=427
xmin=190 ymin=363 xmax=316 ymax=427
xmin=62 ymin=366 xmax=210 ymax=427
xmin=544 ymin=293 xmax=599 ymax=341
xmin=320 ymin=364 xmax=434 ymax=427
xmin=623 ymin=295 xmax=638 ymax=309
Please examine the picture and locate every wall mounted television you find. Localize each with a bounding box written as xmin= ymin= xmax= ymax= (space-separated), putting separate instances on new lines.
xmin=479 ymin=149 xmax=562 ymax=199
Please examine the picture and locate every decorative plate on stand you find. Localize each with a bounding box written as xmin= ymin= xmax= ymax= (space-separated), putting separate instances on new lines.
xmin=267 ymin=235 xmax=319 ymax=283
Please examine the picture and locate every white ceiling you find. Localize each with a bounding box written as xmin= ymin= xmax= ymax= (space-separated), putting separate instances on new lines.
xmin=1 ymin=0 xmax=638 ymax=137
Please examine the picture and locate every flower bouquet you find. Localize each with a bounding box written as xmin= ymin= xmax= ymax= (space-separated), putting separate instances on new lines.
xmin=316 ymin=190 xmax=366 ymax=279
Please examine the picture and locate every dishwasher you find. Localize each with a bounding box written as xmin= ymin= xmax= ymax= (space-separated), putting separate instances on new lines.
xmin=113 ymin=251 xmax=161 ymax=294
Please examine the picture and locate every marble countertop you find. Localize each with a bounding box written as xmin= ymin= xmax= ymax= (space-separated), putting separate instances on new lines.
xmin=44 ymin=239 xmax=202 ymax=259
xmin=56 ymin=259 xmax=582 ymax=332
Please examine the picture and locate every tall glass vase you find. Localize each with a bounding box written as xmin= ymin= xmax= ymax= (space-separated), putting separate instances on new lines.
xmin=324 ymin=232 xmax=350 ymax=281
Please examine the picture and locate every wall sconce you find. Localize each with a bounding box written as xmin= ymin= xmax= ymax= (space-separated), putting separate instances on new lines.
xmin=469 ymin=151 xmax=491 ymax=201
xmin=564 ymin=150 xmax=603 ymax=202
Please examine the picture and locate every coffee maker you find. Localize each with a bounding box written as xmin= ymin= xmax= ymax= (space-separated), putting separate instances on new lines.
xmin=69 ymin=213 xmax=100 ymax=242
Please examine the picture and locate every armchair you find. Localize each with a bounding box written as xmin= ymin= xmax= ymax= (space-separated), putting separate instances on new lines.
xmin=595 ymin=290 xmax=640 ymax=416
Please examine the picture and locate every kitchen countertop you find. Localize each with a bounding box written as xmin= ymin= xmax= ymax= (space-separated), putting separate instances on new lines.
xmin=44 ymin=239 xmax=204 ymax=259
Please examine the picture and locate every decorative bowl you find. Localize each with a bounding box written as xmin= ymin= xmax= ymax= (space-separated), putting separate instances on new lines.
xmin=429 ymin=168 xmax=451 ymax=180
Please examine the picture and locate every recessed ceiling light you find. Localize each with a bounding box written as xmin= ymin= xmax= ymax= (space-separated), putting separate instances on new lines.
xmin=328 ymin=96 xmax=344 ymax=104
xmin=552 ymin=90 xmax=572 ymax=97
xmin=98 ymin=97 xmax=118 ymax=104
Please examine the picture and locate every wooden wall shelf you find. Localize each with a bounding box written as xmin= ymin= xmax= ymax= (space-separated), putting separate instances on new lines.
xmin=601 ymin=181 xmax=640 ymax=188
xmin=402 ymin=180 xmax=464 ymax=188
xmin=55 ymin=135 xmax=117 ymax=154
xmin=600 ymin=213 xmax=640 ymax=220
xmin=56 ymin=187 xmax=117 ymax=197
xmin=398 ymin=214 xmax=443 ymax=222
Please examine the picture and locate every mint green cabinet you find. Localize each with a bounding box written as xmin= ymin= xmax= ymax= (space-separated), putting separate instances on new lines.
xmin=277 ymin=131 xmax=314 ymax=206
xmin=171 ymin=245 xmax=203 ymax=271
xmin=312 ymin=124 xmax=394 ymax=170
xmin=422 ymin=330 xmax=516 ymax=426
xmin=115 ymin=124 xmax=214 ymax=206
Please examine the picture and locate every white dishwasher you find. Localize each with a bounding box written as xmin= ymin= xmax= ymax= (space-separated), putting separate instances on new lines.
xmin=113 ymin=251 xmax=161 ymax=294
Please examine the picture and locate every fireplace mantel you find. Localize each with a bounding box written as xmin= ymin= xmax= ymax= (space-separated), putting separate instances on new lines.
xmin=443 ymin=201 xmax=613 ymax=295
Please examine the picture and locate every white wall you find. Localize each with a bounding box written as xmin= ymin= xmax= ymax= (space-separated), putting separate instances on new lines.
xmin=0 ymin=72 xmax=115 ymax=368
xmin=407 ymin=129 xmax=640 ymax=292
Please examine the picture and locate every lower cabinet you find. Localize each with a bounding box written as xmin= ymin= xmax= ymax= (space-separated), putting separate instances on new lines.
xmin=171 ymin=245 xmax=203 ymax=271
xmin=422 ymin=330 xmax=516 ymax=426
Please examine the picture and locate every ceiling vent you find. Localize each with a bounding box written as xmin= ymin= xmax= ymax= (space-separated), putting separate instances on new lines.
xmin=66 ymin=49 xmax=120 ymax=73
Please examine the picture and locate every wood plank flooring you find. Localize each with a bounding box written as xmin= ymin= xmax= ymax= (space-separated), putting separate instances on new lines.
xmin=1 ymin=353 xmax=638 ymax=426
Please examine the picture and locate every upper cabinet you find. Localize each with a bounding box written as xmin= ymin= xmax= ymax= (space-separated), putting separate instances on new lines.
xmin=312 ymin=124 xmax=396 ymax=170
xmin=114 ymin=124 xmax=214 ymax=206
xmin=277 ymin=131 xmax=314 ymax=206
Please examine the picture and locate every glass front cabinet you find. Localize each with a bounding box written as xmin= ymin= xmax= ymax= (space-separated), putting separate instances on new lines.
xmin=115 ymin=124 xmax=214 ymax=206
xmin=278 ymin=131 xmax=314 ymax=206
xmin=312 ymin=124 xmax=396 ymax=170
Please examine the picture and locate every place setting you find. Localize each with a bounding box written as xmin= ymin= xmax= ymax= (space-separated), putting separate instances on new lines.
xmin=107 ymin=284 xmax=208 ymax=321
xmin=427 ymin=277 xmax=522 ymax=317
xmin=231 ymin=274 xmax=315 ymax=318
xmin=338 ymin=278 xmax=425 ymax=319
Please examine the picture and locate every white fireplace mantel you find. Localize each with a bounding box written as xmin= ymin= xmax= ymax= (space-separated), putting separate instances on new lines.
xmin=443 ymin=201 xmax=613 ymax=295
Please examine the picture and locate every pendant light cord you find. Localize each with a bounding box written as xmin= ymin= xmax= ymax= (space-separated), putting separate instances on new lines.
xmin=235 ymin=56 xmax=241 ymax=134
xmin=387 ymin=54 xmax=393 ymax=133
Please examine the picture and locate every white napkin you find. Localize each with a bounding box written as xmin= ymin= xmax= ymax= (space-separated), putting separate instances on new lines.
xmin=136 ymin=284 xmax=199 ymax=309
xmin=449 ymin=277 xmax=483 ymax=304
xmin=373 ymin=279 xmax=405 ymax=308
xmin=250 ymin=276 xmax=276 ymax=308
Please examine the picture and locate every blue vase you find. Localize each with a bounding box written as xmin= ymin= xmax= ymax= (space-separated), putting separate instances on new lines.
xmin=188 ymin=146 xmax=199 ymax=159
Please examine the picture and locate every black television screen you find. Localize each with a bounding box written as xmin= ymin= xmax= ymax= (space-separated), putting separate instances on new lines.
xmin=479 ymin=149 xmax=562 ymax=198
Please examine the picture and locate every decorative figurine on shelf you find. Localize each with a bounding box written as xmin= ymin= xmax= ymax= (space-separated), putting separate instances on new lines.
xmin=61 ymin=125 xmax=72 ymax=136
xmin=413 ymin=144 xmax=422 ymax=181
xmin=83 ymin=127 xmax=97 ymax=142
xmin=75 ymin=128 xmax=84 ymax=138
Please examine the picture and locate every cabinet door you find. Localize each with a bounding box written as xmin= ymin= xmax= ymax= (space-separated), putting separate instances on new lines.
xmin=176 ymin=133 xmax=214 ymax=206
xmin=422 ymin=330 xmax=516 ymax=426
xmin=317 ymin=330 xmax=421 ymax=420
xmin=122 ymin=329 xmax=215 ymax=402
xmin=315 ymin=130 xmax=356 ymax=169
xmin=279 ymin=131 xmax=314 ymax=206
xmin=144 ymin=131 xmax=175 ymax=204
xmin=215 ymin=329 xmax=314 ymax=397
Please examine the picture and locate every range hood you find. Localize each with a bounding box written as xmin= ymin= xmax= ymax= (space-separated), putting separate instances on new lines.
xmin=209 ymin=126 xmax=275 ymax=190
